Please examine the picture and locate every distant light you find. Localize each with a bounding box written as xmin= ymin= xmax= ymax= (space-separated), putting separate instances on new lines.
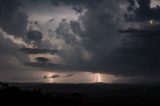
xmin=149 ymin=20 xmax=154 ymax=25
xmin=97 ymin=73 xmax=101 ymax=83
xmin=94 ymin=73 xmax=102 ymax=83
xmin=47 ymin=72 xmax=54 ymax=83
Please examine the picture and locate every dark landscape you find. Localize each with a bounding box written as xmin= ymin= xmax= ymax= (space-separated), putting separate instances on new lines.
xmin=1 ymin=82 xmax=160 ymax=105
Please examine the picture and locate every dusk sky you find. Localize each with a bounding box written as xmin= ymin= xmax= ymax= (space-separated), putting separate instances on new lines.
xmin=1 ymin=0 xmax=160 ymax=83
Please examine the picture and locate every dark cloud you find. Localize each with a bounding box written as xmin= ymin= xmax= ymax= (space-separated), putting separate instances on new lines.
xmin=64 ymin=74 xmax=74 ymax=78
xmin=51 ymin=0 xmax=160 ymax=78
xmin=24 ymin=62 xmax=60 ymax=69
xmin=62 ymin=0 xmax=160 ymax=79
xmin=60 ymin=1 xmax=125 ymax=71
xmin=36 ymin=57 xmax=49 ymax=63
xmin=0 ymin=0 xmax=28 ymax=37
xmin=48 ymin=18 xmax=54 ymax=23
xmin=50 ymin=0 xmax=104 ymax=8
xmin=107 ymin=0 xmax=160 ymax=77
xmin=70 ymin=21 xmax=82 ymax=35
xmin=20 ymin=48 xmax=57 ymax=54
xmin=126 ymin=0 xmax=160 ymax=22
xmin=1 ymin=0 xmax=160 ymax=82
xmin=17 ymin=0 xmax=160 ymax=78
xmin=72 ymin=6 xmax=84 ymax=14
xmin=26 ymin=30 xmax=43 ymax=41
xmin=43 ymin=75 xmax=48 ymax=79
xmin=113 ymin=29 xmax=160 ymax=76
xmin=119 ymin=27 xmax=160 ymax=37
xmin=49 ymin=74 xmax=60 ymax=79
xmin=53 ymin=0 xmax=125 ymax=70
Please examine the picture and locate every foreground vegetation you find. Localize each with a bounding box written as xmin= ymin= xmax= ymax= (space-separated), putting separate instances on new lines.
xmin=1 ymin=82 xmax=160 ymax=105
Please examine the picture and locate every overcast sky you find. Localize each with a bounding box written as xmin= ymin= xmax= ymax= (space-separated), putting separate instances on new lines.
xmin=0 ymin=0 xmax=160 ymax=83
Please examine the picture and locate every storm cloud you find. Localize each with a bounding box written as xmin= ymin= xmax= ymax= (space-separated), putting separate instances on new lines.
xmin=0 ymin=0 xmax=28 ymax=37
xmin=126 ymin=0 xmax=160 ymax=22
xmin=48 ymin=0 xmax=160 ymax=78
xmin=26 ymin=30 xmax=43 ymax=41
xmin=109 ymin=0 xmax=160 ymax=77
xmin=1 ymin=0 xmax=160 ymax=83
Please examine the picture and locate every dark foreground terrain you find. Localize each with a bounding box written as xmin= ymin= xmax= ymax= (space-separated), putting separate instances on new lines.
xmin=1 ymin=82 xmax=160 ymax=105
